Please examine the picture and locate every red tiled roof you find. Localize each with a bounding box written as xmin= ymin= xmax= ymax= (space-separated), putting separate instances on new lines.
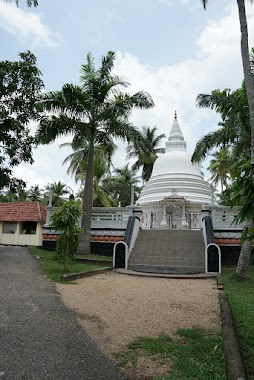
xmin=0 ymin=202 xmax=47 ymax=222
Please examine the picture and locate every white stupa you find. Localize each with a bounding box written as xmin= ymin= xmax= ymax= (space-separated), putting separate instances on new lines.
xmin=137 ymin=112 xmax=212 ymax=229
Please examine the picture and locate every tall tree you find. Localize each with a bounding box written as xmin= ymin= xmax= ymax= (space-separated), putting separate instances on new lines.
xmin=102 ymin=164 xmax=140 ymax=207
xmin=201 ymin=1 xmax=254 ymax=155
xmin=28 ymin=185 xmax=42 ymax=202
xmin=0 ymin=51 xmax=43 ymax=189
xmin=4 ymin=185 xmax=28 ymax=202
xmin=236 ymin=0 xmax=254 ymax=159
xmin=201 ymin=1 xmax=254 ymax=279
xmin=126 ymin=126 xmax=165 ymax=182
xmin=202 ymin=0 xmax=254 ymax=153
xmin=61 ymin=140 xmax=116 ymax=184
xmin=36 ymin=51 xmax=154 ymax=254
xmin=192 ymin=86 xmax=250 ymax=163
xmin=230 ymin=157 xmax=254 ymax=278
xmin=192 ymin=83 xmax=252 ymax=279
xmin=91 ymin=149 xmax=115 ymax=207
xmin=208 ymin=147 xmax=232 ymax=192
xmin=70 ymin=146 xmax=116 ymax=207
xmin=44 ymin=181 xmax=69 ymax=207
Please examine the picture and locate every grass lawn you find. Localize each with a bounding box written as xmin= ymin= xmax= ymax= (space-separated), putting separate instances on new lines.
xmin=115 ymin=328 xmax=227 ymax=380
xmin=28 ymin=246 xmax=111 ymax=284
xmin=221 ymin=266 xmax=254 ymax=380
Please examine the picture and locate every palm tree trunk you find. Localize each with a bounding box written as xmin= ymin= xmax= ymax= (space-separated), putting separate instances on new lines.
xmin=236 ymin=0 xmax=254 ymax=278
xmin=77 ymin=135 xmax=94 ymax=255
xmin=235 ymin=225 xmax=253 ymax=280
xmin=237 ymin=0 xmax=254 ymax=159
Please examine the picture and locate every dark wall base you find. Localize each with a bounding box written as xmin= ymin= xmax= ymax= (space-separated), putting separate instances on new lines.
xmin=42 ymin=240 xmax=114 ymax=256
xmin=221 ymin=246 xmax=240 ymax=266
xmin=91 ymin=242 xmax=114 ymax=256
xmin=42 ymin=242 xmax=253 ymax=265
xmin=220 ymin=245 xmax=254 ymax=266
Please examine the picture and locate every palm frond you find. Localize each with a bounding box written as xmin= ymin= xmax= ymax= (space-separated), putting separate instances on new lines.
xmin=99 ymin=51 xmax=115 ymax=80
xmin=80 ymin=52 xmax=96 ymax=83
xmin=201 ymin=0 xmax=207 ymax=9
xmin=36 ymin=115 xmax=73 ymax=144
xmin=191 ymin=128 xmax=231 ymax=163
xmin=130 ymin=91 xmax=155 ymax=109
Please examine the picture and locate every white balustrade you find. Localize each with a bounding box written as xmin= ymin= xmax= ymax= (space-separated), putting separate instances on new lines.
xmin=45 ymin=206 xmax=134 ymax=229
xmin=209 ymin=206 xmax=244 ymax=230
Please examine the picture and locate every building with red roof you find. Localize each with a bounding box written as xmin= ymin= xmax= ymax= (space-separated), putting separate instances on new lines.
xmin=0 ymin=202 xmax=47 ymax=246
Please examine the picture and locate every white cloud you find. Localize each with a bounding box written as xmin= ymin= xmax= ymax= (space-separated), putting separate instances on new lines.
xmin=158 ymin=0 xmax=190 ymax=6
xmin=12 ymin=2 xmax=254 ymax=188
xmin=105 ymin=10 xmax=124 ymax=24
xmin=158 ymin=0 xmax=174 ymax=6
xmin=12 ymin=143 xmax=80 ymax=194
xmin=0 ymin=0 xmax=61 ymax=47
xmin=113 ymin=2 xmax=254 ymax=161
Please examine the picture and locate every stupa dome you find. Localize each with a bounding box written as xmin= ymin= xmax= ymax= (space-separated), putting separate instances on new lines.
xmin=137 ymin=112 xmax=211 ymax=205
xmin=152 ymin=150 xmax=202 ymax=177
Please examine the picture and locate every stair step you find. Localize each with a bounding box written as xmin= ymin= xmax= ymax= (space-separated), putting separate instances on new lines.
xmin=128 ymin=264 xmax=205 ymax=274
xmin=128 ymin=229 xmax=206 ymax=274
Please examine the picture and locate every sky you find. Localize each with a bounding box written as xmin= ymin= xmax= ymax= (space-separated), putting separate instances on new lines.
xmin=1 ymin=0 xmax=254 ymax=195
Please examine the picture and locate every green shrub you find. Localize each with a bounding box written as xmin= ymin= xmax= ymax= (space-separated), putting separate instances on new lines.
xmin=51 ymin=200 xmax=82 ymax=271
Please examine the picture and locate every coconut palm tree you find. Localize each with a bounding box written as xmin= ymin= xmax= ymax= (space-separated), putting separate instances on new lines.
xmin=36 ymin=51 xmax=154 ymax=254
xmin=126 ymin=126 xmax=165 ymax=182
xmin=44 ymin=181 xmax=69 ymax=207
xmin=102 ymin=164 xmax=140 ymax=207
xmin=193 ymin=48 xmax=253 ymax=280
xmin=192 ymin=86 xmax=250 ymax=164
xmin=236 ymin=0 xmax=254 ymax=159
xmin=91 ymin=150 xmax=115 ymax=207
xmin=226 ymin=0 xmax=254 ymax=279
xmin=201 ymin=0 xmax=254 ymax=154
xmin=60 ymin=142 xmax=89 ymax=183
xmin=5 ymin=186 xmax=28 ymax=202
xmin=28 ymin=185 xmax=42 ymax=202
xmin=61 ymin=141 xmax=116 ymax=207
xmin=60 ymin=139 xmax=116 ymax=184
xmin=208 ymin=147 xmax=232 ymax=192
xmin=201 ymin=1 xmax=254 ymax=154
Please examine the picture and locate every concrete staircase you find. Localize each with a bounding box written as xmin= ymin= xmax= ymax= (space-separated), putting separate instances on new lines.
xmin=128 ymin=229 xmax=205 ymax=274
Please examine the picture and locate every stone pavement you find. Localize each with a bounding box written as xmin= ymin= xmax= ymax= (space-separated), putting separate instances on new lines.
xmin=0 ymin=246 xmax=126 ymax=380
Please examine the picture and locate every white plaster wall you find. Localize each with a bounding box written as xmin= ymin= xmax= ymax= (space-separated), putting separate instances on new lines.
xmin=0 ymin=222 xmax=43 ymax=246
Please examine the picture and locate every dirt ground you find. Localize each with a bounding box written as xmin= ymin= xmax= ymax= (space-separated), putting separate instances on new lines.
xmin=56 ymin=271 xmax=221 ymax=356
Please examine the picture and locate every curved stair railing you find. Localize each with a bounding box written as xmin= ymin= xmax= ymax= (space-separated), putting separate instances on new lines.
xmin=202 ymin=215 xmax=221 ymax=274
xmin=113 ymin=215 xmax=141 ymax=269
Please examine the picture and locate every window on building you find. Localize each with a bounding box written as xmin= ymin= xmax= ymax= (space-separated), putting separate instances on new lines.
xmin=3 ymin=222 xmax=17 ymax=234
xmin=21 ymin=221 xmax=37 ymax=234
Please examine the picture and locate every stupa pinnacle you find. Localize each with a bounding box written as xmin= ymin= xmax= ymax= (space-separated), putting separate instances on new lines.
xmin=166 ymin=111 xmax=186 ymax=152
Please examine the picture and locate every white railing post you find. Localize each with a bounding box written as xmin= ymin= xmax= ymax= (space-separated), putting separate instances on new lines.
xmin=128 ymin=218 xmax=141 ymax=255
xmin=201 ymin=216 xmax=208 ymax=247
xmin=205 ymin=243 xmax=221 ymax=274
xmin=113 ymin=241 xmax=129 ymax=269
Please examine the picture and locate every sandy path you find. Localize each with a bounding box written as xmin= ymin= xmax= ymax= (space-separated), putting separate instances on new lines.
xmin=56 ymin=272 xmax=221 ymax=355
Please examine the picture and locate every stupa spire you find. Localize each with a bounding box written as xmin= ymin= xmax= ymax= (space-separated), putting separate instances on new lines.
xmin=165 ymin=111 xmax=187 ymax=152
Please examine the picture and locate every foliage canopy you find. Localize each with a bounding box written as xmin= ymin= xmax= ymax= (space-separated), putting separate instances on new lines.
xmin=0 ymin=51 xmax=43 ymax=189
